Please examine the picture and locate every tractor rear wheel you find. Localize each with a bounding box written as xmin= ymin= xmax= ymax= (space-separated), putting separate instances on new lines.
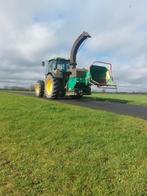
xmin=34 ymin=80 xmax=44 ymax=97
xmin=45 ymin=74 xmax=60 ymax=99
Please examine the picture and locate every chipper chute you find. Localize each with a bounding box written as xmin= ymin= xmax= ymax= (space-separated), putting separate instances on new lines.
xmin=70 ymin=32 xmax=91 ymax=68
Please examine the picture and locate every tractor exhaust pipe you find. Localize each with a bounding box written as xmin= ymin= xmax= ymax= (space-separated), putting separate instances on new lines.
xmin=70 ymin=32 xmax=91 ymax=68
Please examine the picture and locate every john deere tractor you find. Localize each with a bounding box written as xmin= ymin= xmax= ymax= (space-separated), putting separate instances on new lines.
xmin=35 ymin=32 xmax=115 ymax=99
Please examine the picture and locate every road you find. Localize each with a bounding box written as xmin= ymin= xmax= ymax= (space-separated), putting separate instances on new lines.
xmin=58 ymin=98 xmax=147 ymax=120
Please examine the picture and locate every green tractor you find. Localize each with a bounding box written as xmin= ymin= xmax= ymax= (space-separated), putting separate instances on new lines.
xmin=35 ymin=32 xmax=116 ymax=99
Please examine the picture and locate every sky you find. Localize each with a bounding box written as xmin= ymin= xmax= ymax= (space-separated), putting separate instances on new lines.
xmin=0 ymin=0 xmax=147 ymax=92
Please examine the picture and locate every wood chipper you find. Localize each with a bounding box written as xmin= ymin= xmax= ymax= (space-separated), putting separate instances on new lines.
xmin=34 ymin=32 xmax=116 ymax=99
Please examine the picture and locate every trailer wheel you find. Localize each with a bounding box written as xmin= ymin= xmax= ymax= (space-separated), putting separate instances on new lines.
xmin=34 ymin=80 xmax=44 ymax=97
xmin=70 ymin=94 xmax=83 ymax=99
xmin=45 ymin=74 xmax=60 ymax=99
xmin=74 ymin=95 xmax=83 ymax=99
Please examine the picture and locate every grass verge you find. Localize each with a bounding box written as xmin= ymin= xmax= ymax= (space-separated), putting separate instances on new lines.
xmin=87 ymin=92 xmax=147 ymax=106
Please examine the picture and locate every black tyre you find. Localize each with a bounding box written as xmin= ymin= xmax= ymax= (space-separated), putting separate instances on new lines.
xmin=71 ymin=94 xmax=83 ymax=99
xmin=75 ymin=94 xmax=83 ymax=99
xmin=45 ymin=74 xmax=60 ymax=99
xmin=34 ymin=80 xmax=44 ymax=97
xmin=60 ymin=88 xmax=66 ymax=97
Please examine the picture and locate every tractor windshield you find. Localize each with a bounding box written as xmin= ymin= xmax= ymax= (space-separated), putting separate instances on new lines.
xmin=57 ymin=59 xmax=70 ymax=71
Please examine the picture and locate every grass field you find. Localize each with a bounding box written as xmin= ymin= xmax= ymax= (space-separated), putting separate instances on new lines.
xmin=87 ymin=93 xmax=147 ymax=106
xmin=0 ymin=92 xmax=147 ymax=195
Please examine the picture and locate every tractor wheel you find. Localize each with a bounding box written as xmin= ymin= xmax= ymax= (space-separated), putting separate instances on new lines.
xmin=45 ymin=74 xmax=60 ymax=99
xmin=34 ymin=80 xmax=44 ymax=97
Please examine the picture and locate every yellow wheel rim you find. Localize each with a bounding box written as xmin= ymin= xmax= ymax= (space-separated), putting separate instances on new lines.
xmin=35 ymin=84 xmax=40 ymax=96
xmin=46 ymin=79 xmax=53 ymax=95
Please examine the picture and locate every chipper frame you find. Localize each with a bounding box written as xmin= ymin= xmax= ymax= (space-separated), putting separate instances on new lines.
xmin=34 ymin=32 xmax=116 ymax=99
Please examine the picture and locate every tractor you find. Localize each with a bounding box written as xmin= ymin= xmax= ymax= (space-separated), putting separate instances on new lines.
xmin=34 ymin=32 xmax=116 ymax=99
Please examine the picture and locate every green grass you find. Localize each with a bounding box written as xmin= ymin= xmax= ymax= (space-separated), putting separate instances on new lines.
xmin=87 ymin=92 xmax=147 ymax=106
xmin=0 ymin=92 xmax=146 ymax=196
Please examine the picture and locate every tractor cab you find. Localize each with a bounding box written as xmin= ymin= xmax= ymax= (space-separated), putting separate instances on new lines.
xmin=44 ymin=58 xmax=70 ymax=76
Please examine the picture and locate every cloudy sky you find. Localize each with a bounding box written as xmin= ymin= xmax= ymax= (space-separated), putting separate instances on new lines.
xmin=0 ymin=0 xmax=147 ymax=91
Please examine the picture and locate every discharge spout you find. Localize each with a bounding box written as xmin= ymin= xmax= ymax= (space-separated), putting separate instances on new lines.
xmin=70 ymin=32 xmax=91 ymax=68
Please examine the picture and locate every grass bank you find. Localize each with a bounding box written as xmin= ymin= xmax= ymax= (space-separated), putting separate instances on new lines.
xmin=87 ymin=92 xmax=147 ymax=106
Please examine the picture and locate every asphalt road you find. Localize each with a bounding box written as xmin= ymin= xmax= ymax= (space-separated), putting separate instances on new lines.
xmin=9 ymin=91 xmax=147 ymax=120
xmin=58 ymin=98 xmax=147 ymax=120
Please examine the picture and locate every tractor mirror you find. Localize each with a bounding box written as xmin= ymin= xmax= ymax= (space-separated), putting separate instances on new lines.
xmin=41 ymin=61 xmax=45 ymax=66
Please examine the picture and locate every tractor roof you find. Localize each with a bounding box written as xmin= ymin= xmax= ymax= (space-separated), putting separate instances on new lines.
xmin=48 ymin=57 xmax=69 ymax=62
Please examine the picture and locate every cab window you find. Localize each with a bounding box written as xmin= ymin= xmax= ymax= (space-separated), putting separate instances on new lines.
xmin=50 ymin=60 xmax=56 ymax=71
xmin=57 ymin=62 xmax=65 ymax=71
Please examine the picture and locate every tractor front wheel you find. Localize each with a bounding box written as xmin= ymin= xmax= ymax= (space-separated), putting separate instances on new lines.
xmin=45 ymin=74 xmax=60 ymax=99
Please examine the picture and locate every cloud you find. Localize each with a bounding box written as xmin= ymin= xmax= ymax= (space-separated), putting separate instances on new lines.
xmin=0 ymin=0 xmax=147 ymax=91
